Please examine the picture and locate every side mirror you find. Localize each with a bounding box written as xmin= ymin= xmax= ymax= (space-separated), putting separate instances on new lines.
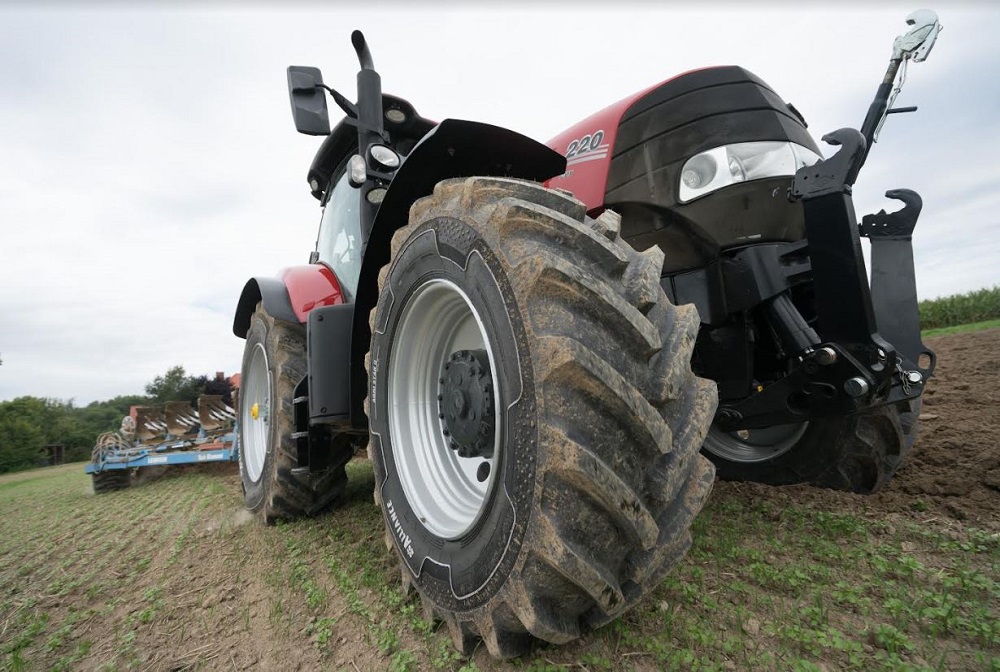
xmin=287 ymin=66 xmax=331 ymax=136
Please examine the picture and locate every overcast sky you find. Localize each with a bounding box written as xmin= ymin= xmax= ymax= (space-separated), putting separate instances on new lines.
xmin=1 ymin=2 xmax=997 ymax=405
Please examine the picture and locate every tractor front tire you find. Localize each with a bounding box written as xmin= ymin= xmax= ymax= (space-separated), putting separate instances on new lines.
xmin=238 ymin=304 xmax=349 ymax=523
xmin=703 ymin=400 xmax=920 ymax=494
xmin=366 ymin=177 xmax=718 ymax=657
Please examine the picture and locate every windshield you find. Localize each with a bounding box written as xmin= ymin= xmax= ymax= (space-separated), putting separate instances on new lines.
xmin=316 ymin=166 xmax=362 ymax=299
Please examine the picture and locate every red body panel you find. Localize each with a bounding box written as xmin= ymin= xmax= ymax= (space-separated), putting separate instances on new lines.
xmin=544 ymin=70 xmax=708 ymax=211
xmin=278 ymin=264 xmax=345 ymax=323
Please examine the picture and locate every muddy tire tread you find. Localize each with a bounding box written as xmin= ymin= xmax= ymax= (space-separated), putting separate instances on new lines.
xmin=370 ymin=176 xmax=718 ymax=656
xmin=812 ymin=400 xmax=920 ymax=493
xmin=247 ymin=306 xmax=349 ymax=524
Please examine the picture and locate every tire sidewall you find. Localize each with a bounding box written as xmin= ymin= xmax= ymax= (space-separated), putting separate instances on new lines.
xmin=239 ymin=314 xmax=278 ymax=512
xmin=369 ymin=218 xmax=537 ymax=611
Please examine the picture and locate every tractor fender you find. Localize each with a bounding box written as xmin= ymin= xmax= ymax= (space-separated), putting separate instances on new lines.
xmin=233 ymin=265 xmax=345 ymax=338
xmin=346 ymin=119 xmax=567 ymax=424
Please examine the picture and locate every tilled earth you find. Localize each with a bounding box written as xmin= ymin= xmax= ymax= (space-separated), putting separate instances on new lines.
xmin=723 ymin=327 xmax=1000 ymax=531
xmin=1 ymin=328 xmax=997 ymax=671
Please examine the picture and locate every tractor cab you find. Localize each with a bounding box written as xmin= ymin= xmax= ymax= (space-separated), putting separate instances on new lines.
xmin=299 ymin=92 xmax=435 ymax=301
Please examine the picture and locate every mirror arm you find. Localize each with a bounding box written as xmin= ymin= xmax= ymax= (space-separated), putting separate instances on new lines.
xmin=319 ymin=84 xmax=358 ymax=119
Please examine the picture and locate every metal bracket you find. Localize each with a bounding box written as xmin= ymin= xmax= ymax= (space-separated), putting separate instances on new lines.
xmin=791 ymin=128 xmax=866 ymax=199
xmin=859 ymin=189 xmax=922 ymax=240
xmin=864 ymin=188 xmax=936 ymax=380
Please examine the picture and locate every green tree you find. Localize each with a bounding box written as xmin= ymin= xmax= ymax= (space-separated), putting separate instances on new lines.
xmin=145 ymin=366 xmax=209 ymax=403
xmin=0 ymin=415 xmax=45 ymax=473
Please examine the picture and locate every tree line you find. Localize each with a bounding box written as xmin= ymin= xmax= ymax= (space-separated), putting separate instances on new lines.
xmin=0 ymin=366 xmax=215 ymax=473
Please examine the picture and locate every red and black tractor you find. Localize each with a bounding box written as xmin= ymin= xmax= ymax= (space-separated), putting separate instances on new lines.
xmin=232 ymin=11 xmax=941 ymax=657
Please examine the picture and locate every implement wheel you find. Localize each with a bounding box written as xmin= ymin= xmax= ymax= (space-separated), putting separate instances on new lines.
xmin=91 ymin=469 xmax=129 ymax=493
xmin=239 ymin=304 xmax=350 ymax=523
xmin=366 ymin=177 xmax=717 ymax=657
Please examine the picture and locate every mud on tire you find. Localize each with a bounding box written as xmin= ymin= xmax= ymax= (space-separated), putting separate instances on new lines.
xmin=239 ymin=305 xmax=349 ymax=523
xmin=366 ymin=177 xmax=718 ymax=657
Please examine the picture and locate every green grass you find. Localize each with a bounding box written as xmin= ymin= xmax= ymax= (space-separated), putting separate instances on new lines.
xmin=2 ymin=461 xmax=998 ymax=671
xmin=921 ymin=318 xmax=1000 ymax=339
xmin=919 ymin=286 xmax=1000 ymax=330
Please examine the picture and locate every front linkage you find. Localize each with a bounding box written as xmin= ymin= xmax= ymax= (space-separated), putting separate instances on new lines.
xmin=713 ymin=12 xmax=941 ymax=434
xmin=714 ymin=128 xmax=933 ymax=432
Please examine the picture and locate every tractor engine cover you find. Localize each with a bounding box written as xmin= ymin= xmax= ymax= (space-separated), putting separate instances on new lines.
xmin=547 ymin=66 xmax=821 ymax=273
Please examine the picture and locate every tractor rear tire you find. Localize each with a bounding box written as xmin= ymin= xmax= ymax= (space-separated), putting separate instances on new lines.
xmin=238 ymin=304 xmax=349 ymax=524
xmin=92 ymin=469 xmax=129 ymax=493
xmin=703 ymin=400 xmax=920 ymax=494
xmin=366 ymin=177 xmax=717 ymax=657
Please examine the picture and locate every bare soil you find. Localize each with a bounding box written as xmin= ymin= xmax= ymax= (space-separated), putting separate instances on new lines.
xmin=2 ymin=328 xmax=997 ymax=671
xmin=718 ymin=327 xmax=1000 ymax=532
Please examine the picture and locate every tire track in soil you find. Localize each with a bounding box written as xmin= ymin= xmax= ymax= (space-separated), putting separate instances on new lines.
xmin=89 ymin=470 xmax=329 ymax=671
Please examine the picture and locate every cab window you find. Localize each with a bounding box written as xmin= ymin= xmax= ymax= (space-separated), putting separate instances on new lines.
xmin=316 ymin=166 xmax=362 ymax=298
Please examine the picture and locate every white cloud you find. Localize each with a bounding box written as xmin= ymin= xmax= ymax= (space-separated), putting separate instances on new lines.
xmin=0 ymin=5 xmax=996 ymax=403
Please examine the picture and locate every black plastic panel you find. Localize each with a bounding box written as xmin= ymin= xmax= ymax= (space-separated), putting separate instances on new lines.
xmin=606 ymin=67 xmax=818 ymax=274
xmin=307 ymin=303 xmax=355 ymax=422
xmin=607 ymin=66 xmax=818 ymax=199
xmin=232 ymin=277 xmax=299 ymax=339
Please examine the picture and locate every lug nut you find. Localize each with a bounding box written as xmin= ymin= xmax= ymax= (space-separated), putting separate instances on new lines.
xmin=844 ymin=377 xmax=870 ymax=398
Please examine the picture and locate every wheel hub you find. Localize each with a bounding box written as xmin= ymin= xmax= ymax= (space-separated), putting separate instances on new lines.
xmin=439 ymin=349 xmax=495 ymax=459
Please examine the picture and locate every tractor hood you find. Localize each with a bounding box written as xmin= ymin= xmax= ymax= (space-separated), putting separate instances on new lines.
xmin=547 ymin=66 xmax=818 ymax=211
xmin=547 ymin=66 xmax=821 ymax=273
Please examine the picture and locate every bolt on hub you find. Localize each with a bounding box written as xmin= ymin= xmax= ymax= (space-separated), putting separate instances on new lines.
xmin=438 ymin=349 xmax=495 ymax=459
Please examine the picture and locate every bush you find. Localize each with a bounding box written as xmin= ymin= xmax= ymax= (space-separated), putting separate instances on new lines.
xmin=919 ymin=286 xmax=1000 ymax=330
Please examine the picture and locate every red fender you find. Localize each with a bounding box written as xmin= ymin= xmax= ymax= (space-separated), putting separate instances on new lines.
xmin=278 ymin=264 xmax=346 ymax=322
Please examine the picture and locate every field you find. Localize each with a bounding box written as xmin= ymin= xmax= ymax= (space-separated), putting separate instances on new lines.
xmin=2 ymin=329 xmax=998 ymax=671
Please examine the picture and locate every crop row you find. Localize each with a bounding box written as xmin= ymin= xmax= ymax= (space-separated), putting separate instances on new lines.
xmin=919 ymin=286 xmax=1000 ymax=330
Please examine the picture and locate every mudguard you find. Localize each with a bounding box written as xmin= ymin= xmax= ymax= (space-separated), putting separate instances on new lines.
xmin=233 ymin=265 xmax=345 ymax=338
xmin=345 ymin=119 xmax=567 ymax=425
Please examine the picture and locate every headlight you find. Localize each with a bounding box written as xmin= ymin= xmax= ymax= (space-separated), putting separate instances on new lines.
xmin=678 ymin=141 xmax=822 ymax=203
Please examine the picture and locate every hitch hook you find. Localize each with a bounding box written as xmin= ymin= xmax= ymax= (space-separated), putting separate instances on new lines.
xmin=790 ymin=128 xmax=866 ymax=199
xmin=860 ymin=189 xmax=923 ymax=240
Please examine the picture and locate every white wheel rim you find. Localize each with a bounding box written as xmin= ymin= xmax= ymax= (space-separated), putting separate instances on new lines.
xmin=242 ymin=342 xmax=270 ymax=483
xmin=387 ymin=279 xmax=501 ymax=539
